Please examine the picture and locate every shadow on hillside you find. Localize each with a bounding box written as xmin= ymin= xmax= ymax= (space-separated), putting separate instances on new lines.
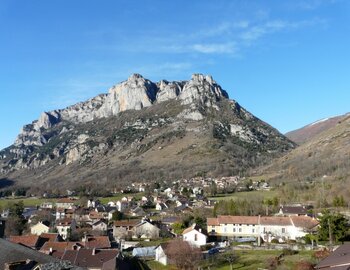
xmin=0 ymin=178 xmax=14 ymax=189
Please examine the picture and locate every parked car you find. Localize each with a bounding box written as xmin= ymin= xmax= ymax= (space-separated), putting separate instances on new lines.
xmin=208 ymin=247 xmax=220 ymax=255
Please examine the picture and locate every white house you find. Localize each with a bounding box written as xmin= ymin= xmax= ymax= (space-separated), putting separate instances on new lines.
xmin=116 ymin=200 xmax=129 ymax=212
xmin=56 ymin=218 xmax=76 ymax=240
xmin=182 ymin=224 xmax=207 ymax=247
xmin=155 ymin=202 xmax=168 ymax=211
xmin=56 ymin=198 xmax=75 ymax=210
xmin=207 ymin=215 xmax=319 ymax=243
xmin=155 ymin=243 xmax=169 ymax=265
xmin=30 ymin=221 xmax=50 ymax=236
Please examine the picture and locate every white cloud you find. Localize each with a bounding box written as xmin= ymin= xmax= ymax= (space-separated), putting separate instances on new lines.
xmin=192 ymin=43 xmax=237 ymax=54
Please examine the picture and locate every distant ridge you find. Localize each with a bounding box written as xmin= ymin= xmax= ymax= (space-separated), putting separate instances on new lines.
xmin=285 ymin=113 xmax=350 ymax=144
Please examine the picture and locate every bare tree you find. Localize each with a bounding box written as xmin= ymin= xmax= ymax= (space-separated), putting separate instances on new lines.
xmin=166 ymin=238 xmax=202 ymax=270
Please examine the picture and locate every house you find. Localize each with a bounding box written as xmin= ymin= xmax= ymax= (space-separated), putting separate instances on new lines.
xmin=113 ymin=220 xmax=139 ymax=240
xmin=81 ymin=235 xmax=111 ymax=249
xmin=9 ymin=235 xmax=40 ymax=249
xmin=87 ymin=199 xmax=100 ymax=208
xmin=56 ymin=198 xmax=76 ymax=209
xmin=92 ymin=219 xmax=108 ymax=232
xmin=182 ymin=224 xmax=207 ymax=247
xmin=31 ymin=221 xmax=50 ymax=236
xmin=116 ymin=200 xmax=129 ymax=212
xmin=39 ymin=233 xmax=61 ymax=243
xmin=315 ymin=243 xmax=350 ymax=269
xmin=56 ymin=218 xmax=77 ymax=240
xmin=0 ymin=238 xmax=78 ymax=270
xmin=155 ymin=202 xmax=168 ymax=211
xmin=174 ymin=204 xmax=192 ymax=214
xmin=130 ymin=206 xmax=146 ymax=217
xmin=277 ymin=205 xmax=309 ymax=216
xmin=40 ymin=241 xmax=83 ymax=258
xmin=207 ymin=215 xmax=319 ymax=242
xmin=133 ymin=219 xmax=160 ymax=239
xmin=61 ymin=248 xmax=119 ymax=270
xmin=155 ymin=243 xmax=170 ymax=266
xmin=89 ymin=210 xmax=106 ymax=222
xmin=40 ymin=202 xmax=54 ymax=209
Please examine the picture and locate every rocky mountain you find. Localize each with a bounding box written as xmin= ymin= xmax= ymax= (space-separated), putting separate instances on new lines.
xmin=0 ymin=74 xmax=295 ymax=191
xmin=286 ymin=113 xmax=350 ymax=144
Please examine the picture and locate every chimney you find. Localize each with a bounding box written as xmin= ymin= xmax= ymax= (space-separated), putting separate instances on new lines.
xmin=49 ymin=247 xmax=53 ymax=255
xmin=92 ymin=248 xmax=96 ymax=256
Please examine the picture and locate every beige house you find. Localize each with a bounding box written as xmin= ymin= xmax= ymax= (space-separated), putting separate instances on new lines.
xmin=30 ymin=221 xmax=50 ymax=236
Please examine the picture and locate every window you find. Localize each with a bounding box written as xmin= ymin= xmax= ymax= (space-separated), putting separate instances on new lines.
xmin=252 ymin=229 xmax=255 ymax=233
xmin=233 ymin=228 xmax=236 ymax=232
xmin=239 ymin=228 xmax=242 ymax=233
xmin=282 ymin=228 xmax=286 ymax=233
xmin=195 ymin=234 xmax=198 ymax=241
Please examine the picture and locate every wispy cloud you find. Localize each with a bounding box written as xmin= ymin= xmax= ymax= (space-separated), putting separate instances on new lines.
xmin=192 ymin=42 xmax=237 ymax=54
xmin=293 ymin=0 xmax=340 ymax=10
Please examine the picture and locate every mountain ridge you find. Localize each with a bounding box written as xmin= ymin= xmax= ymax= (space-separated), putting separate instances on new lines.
xmin=0 ymin=74 xmax=295 ymax=191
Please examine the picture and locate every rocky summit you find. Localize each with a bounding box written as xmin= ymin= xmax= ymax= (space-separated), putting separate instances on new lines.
xmin=0 ymin=74 xmax=295 ymax=190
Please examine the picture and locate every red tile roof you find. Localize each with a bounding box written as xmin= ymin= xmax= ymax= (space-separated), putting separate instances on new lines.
xmin=9 ymin=235 xmax=40 ymax=248
xmin=207 ymin=218 xmax=220 ymax=226
xmin=39 ymin=233 xmax=59 ymax=242
xmin=61 ymin=249 xmax=118 ymax=268
xmin=40 ymin=241 xmax=80 ymax=253
xmin=80 ymin=236 xmax=111 ymax=249
xmin=260 ymin=216 xmax=291 ymax=226
xmin=290 ymin=216 xmax=319 ymax=229
xmin=114 ymin=220 xmax=140 ymax=227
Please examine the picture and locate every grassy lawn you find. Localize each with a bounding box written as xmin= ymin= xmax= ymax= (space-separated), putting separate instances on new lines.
xmin=0 ymin=197 xmax=57 ymax=208
xmin=212 ymin=250 xmax=316 ymax=270
xmin=209 ymin=190 xmax=279 ymax=201
xmin=146 ymin=261 xmax=177 ymax=270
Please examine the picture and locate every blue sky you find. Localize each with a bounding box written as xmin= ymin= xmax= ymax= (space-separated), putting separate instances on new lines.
xmin=1 ymin=0 xmax=349 ymax=149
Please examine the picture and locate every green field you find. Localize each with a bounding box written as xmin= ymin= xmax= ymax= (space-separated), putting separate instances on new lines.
xmin=0 ymin=192 xmax=146 ymax=209
xmin=0 ymin=197 xmax=57 ymax=209
xmin=209 ymin=190 xmax=278 ymax=201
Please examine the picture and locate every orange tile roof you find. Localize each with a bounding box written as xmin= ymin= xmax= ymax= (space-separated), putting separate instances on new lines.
xmin=290 ymin=216 xmax=319 ymax=229
xmin=57 ymin=198 xmax=76 ymax=204
xmin=9 ymin=235 xmax=40 ymax=248
xmin=114 ymin=220 xmax=140 ymax=227
xmin=218 ymin=215 xmax=259 ymax=225
xmin=207 ymin=218 xmax=220 ymax=226
xmin=260 ymin=216 xmax=291 ymax=226
xmin=40 ymin=241 xmax=80 ymax=252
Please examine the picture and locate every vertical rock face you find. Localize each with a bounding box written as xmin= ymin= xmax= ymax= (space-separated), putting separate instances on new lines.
xmin=98 ymin=74 xmax=158 ymax=117
xmin=13 ymin=73 xmax=229 ymax=147
xmin=179 ymin=74 xmax=228 ymax=105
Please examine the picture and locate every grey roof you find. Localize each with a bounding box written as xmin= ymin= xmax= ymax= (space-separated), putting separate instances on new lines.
xmin=316 ymin=244 xmax=350 ymax=269
xmin=0 ymin=238 xmax=84 ymax=269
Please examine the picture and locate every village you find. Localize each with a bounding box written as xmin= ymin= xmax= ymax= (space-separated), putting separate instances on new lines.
xmin=0 ymin=176 xmax=347 ymax=269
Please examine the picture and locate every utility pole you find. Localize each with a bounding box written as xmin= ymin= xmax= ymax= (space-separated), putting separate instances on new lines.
xmin=328 ymin=218 xmax=333 ymax=250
